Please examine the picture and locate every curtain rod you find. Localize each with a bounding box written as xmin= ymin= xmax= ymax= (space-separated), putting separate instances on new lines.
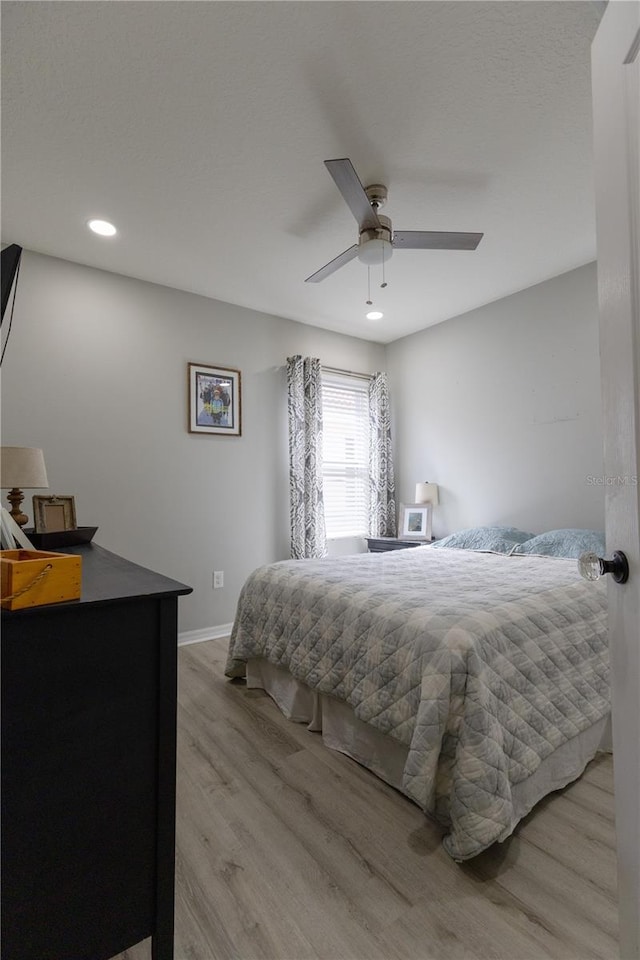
xmin=321 ymin=364 xmax=374 ymax=381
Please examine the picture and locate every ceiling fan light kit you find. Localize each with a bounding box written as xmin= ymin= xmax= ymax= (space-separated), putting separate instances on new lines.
xmin=305 ymin=158 xmax=484 ymax=288
xmin=357 ymin=215 xmax=393 ymax=265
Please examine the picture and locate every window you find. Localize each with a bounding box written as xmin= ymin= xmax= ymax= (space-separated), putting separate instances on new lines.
xmin=321 ymin=371 xmax=370 ymax=538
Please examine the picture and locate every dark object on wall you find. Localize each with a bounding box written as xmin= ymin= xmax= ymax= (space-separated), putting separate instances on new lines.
xmin=1 ymin=244 xmax=22 ymax=323
xmin=1 ymin=543 xmax=192 ymax=960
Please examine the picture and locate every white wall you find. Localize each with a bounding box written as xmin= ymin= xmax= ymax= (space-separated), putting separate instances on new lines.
xmin=386 ymin=262 xmax=605 ymax=539
xmin=2 ymin=253 xmax=604 ymax=634
xmin=1 ymin=251 xmax=384 ymax=634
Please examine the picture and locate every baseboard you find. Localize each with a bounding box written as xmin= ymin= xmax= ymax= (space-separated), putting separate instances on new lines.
xmin=178 ymin=623 xmax=234 ymax=646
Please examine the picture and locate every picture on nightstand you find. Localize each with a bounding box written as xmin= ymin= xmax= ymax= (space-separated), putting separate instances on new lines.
xmin=399 ymin=502 xmax=433 ymax=541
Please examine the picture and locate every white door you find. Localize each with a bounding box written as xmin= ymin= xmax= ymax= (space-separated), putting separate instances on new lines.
xmin=591 ymin=3 xmax=640 ymax=958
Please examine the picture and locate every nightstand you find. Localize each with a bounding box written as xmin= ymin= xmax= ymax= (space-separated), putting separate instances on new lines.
xmin=366 ymin=537 xmax=433 ymax=553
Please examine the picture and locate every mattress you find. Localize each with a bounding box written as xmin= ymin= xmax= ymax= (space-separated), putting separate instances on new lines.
xmin=225 ymin=546 xmax=609 ymax=859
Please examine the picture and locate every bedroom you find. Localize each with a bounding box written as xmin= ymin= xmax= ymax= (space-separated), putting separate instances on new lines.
xmin=1 ymin=2 xmax=638 ymax=960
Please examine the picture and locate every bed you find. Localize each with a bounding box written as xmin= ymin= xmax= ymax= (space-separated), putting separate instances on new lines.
xmin=225 ymin=537 xmax=609 ymax=860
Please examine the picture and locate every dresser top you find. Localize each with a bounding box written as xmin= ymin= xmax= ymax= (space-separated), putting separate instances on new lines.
xmin=2 ymin=542 xmax=192 ymax=616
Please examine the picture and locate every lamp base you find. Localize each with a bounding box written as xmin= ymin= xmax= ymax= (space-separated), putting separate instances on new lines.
xmin=6 ymin=488 xmax=28 ymax=527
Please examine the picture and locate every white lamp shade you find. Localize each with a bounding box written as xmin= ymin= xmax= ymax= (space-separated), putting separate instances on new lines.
xmin=415 ymin=482 xmax=439 ymax=506
xmin=1 ymin=447 xmax=49 ymax=489
xmin=357 ymin=238 xmax=393 ymax=265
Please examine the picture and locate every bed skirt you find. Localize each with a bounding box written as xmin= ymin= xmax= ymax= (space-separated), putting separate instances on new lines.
xmin=247 ymin=658 xmax=611 ymax=847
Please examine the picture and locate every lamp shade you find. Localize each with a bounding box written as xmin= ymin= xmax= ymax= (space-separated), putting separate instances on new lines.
xmin=357 ymin=237 xmax=394 ymax=266
xmin=415 ymin=482 xmax=439 ymax=506
xmin=1 ymin=447 xmax=49 ymax=489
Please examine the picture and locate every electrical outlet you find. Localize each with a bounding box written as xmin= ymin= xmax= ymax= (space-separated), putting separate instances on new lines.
xmin=213 ymin=570 xmax=224 ymax=589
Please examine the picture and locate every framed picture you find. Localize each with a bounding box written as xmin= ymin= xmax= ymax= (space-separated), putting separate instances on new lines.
xmin=399 ymin=502 xmax=433 ymax=541
xmin=188 ymin=362 xmax=241 ymax=436
xmin=32 ymin=495 xmax=77 ymax=533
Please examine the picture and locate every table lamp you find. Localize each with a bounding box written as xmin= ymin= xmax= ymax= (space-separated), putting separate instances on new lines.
xmin=415 ymin=482 xmax=439 ymax=506
xmin=1 ymin=447 xmax=49 ymax=527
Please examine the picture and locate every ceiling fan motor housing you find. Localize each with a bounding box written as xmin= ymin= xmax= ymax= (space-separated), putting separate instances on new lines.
xmin=358 ymin=214 xmax=393 ymax=264
xmin=364 ymin=183 xmax=388 ymax=210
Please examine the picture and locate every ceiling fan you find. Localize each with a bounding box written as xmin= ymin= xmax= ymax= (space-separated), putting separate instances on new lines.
xmin=305 ymin=158 xmax=484 ymax=283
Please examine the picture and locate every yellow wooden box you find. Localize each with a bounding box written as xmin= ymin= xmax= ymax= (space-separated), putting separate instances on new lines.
xmin=0 ymin=549 xmax=82 ymax=611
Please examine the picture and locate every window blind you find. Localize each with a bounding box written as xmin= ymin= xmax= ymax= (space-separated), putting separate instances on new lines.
xmin=321 ymin=372 xmax=370 ymax=539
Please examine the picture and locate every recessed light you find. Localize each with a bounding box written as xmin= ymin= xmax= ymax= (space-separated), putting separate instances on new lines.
xmin=87 ymin=219 xmax=117 ymax=237
xmin=366 ymin=311 xmax=383 ymax=320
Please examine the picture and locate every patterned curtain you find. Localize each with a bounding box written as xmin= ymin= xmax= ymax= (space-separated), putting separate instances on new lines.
xmin=286 ymin=356 xmax=327 ymax=559
xmin=369 ymin=372 xmax=396 ymax=537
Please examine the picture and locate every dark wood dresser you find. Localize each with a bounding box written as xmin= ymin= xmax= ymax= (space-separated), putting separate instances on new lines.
xmin=1 ymin=544 xmax=192 ymax=960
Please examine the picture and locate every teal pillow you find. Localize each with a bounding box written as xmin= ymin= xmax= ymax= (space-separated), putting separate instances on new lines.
xmin=511 ymin=529 xmax=605 ymax=559
xmin=431 ymin=526 xmax=535 ymax=554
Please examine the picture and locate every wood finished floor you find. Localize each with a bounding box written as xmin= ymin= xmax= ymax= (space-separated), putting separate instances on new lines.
xmin=116 ymin=638 xmax=618 ymax=960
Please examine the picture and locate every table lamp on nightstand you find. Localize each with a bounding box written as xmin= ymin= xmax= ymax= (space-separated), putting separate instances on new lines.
xmin=1 ymin=446 xmax=49 ymax=527
xmin=415 ymin=482 xmax=439 ymax=506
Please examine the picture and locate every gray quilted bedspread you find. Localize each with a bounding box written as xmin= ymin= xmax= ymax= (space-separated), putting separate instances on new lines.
xmin=225 ymin=546 xmax=609 ymax=859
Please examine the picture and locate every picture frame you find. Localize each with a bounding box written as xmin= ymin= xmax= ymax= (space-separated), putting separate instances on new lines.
xmin=32 ymin=495 xmax=77 ymax=533
xmin=188 ymin=362 xmax=241 ymax=436
xmin=399 ymin=502 xmax=433 ymax=541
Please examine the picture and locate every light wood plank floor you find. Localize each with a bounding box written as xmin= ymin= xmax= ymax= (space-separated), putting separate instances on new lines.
xmin=117 ymin=638 xmax=618 ymax=960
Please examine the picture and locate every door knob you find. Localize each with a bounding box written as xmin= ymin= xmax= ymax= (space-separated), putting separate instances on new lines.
xmin=578 ymin=550 xmax=629 ymax=584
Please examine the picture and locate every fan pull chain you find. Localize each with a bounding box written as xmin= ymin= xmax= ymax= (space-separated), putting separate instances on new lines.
xmin=381 ymin=246 xmax=388 ymax=289
xmin=366 ymin=265 xmax=373 ymax=305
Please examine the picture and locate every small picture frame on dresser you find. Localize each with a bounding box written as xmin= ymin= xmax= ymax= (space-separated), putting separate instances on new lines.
xmin=32 ymin=495 xmax=77 ymax=533
xmin=399 ymin=502 xmax=433 ymax=541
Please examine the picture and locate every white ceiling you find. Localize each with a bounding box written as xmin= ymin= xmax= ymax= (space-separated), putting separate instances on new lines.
xmin=1 ymin=1 xmax=604 ymax=344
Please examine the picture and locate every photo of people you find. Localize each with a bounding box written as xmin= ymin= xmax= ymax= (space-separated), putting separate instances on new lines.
xmin=197 ymin=376 xmax=232 ymax=428
xmin=188 ymin=363 xmax=242 ymax=436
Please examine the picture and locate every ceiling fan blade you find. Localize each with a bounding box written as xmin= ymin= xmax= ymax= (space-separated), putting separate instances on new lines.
xmin=324 ymin=159 xmax=381 ymax=231
xmin=305 ymin=244 xmax=360 ymax=283
xmin=393 ymin=231 xmax=484 ymax=251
